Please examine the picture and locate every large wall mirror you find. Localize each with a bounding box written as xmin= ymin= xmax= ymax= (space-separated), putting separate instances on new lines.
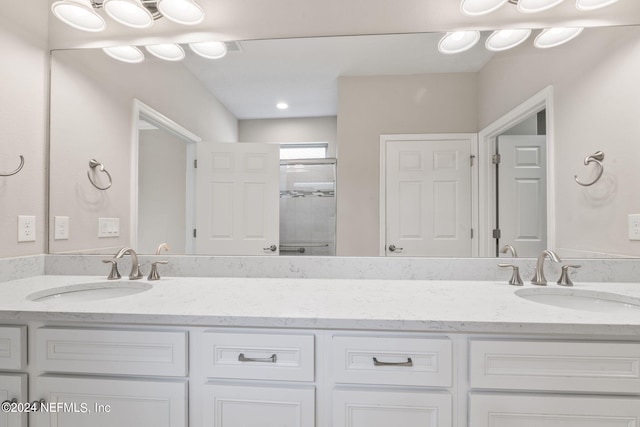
xmin=48 ymin=24 xmax=640 ymax=258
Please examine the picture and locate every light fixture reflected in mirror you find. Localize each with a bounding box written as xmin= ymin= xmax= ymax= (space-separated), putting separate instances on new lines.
xmin=276 ymin=102 xmax=289 ymax=110
xmin=486 ymin=28 xmax=532 ymax=51
xmin=189 ymin=41 xmax=227 ymax=59
xmin=575 ymin=0 xmax=620 ymax=10
xmin=534 ymin=27 xmax=584 ymax=48
xmin=438 ymin=31 xmax=481 ymax=54
xmin=157 ymin=0 xmax=205 ymax=25
xmin=461 ymin=0 xmax=509 ymax=15
xmin=517 ymin=0 xmax=566 ymax=13
xmin=103 ymin=0 xmax=154 ymax=28
xmin=145 ymin=44 xmax=185 ymax=61
xmin=51 ymin=0 xmax=106 ymax=32
xmin=102 ymin=46 xmax=145 ymax=63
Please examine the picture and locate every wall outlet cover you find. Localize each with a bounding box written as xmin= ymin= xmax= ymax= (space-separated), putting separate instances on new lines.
xmin=18 ymin=215 xmax=36 ymax=243
xmin=628 ymin=214 xmax=640 ymax=241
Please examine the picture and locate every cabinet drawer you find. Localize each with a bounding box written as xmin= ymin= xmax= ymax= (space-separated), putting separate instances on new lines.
xmin=469 ymin=339 xmax=640 ymax=394
xmin=35 ymin=327 xmax=187 ymax=377
xmin=330 ymin=335 xmax=452 ymax=387
xmin=202 ymin=332 xmax=314 ymax=382
xmin=0 ymin=373 xmax=27 ymax=427
xmin=334 ymin=389 xmax=452 ymax=427
xmin=0 ymin=326 xmax=26 ymax=371
xmin=469 ymin=393 xmax=640 ymax=426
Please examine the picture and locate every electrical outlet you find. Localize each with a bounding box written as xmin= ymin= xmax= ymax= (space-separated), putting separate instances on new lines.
xmin=629 ymin=214 xmax=640 ymax=241
xmin=98 ymin=218 xmax=120 ymax=238
xmin=54 ymin=216 xmax=70 ymax=240
xmin=18 ymin=215 xmax=36 ymax=243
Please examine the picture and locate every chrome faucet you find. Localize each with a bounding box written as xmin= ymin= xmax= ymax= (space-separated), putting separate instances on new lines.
xmin=499 ymin=244 xmax=518 ymax=258
xmin=531 ymin=249 xmax=562 ymax=286
xmin=114 ymin=247 xmax=144 ymax=280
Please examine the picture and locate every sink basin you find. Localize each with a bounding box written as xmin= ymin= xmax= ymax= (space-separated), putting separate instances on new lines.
xmin=515 ymin=288 xmax=640 ymax=313
xmin=27 ymin=281 xmax=153 ymax=303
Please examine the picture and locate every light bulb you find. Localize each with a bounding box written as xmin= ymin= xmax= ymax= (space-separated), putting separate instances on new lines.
xmin=575 ymin=0 xmax=620 ymax=10
xmin=460 ymin=0 xmax=508 ymax=16
xmin=145 ymin=44 xmax=185 ymax=61
xmin=517 ymin=0 xmax=566 ymax=13
xmin=102 ymin=46 xmax=145 ymax=63
xmin=534 ymin=27 xmax=584 ymax=48
xmin=51 ymin=0 xmax=106 ymax=32
xmin=103 ymin=0 xmax=154 ymax=29
xmin=157 ymin=0 xmax=205 ymax=25
xmin=486 ymin=29 xmax=532 ymax=51
xmin=438 ymin=31 xmax=481 ymax=54
xmin=189 ymin=41 xmax=227 ymax=59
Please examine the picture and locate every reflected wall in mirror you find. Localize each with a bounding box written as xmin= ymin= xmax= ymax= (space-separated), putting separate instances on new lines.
xmin=49 ymin=25 xmax=640 ymax=258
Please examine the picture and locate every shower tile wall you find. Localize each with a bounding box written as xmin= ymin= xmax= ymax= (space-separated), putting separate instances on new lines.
xmin=279 ymin=162 xmax=336 ymax=256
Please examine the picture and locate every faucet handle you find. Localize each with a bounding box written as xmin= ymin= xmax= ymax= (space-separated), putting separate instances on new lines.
xmin=148 ymin=260 xmax=169 ymax=281
xmin=498 ymin=263 xmax=524 ymax=286
xmin=557 ymin=264 xmax=581 ymax=287
xmin=102 ymin=259 xmax=121 ymax=280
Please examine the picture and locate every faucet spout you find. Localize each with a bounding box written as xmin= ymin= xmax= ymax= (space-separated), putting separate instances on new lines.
xmin=531 ymin=249 xmax=562 ymax=286
xmin=114 ymin=247 xmax=143 ymax=280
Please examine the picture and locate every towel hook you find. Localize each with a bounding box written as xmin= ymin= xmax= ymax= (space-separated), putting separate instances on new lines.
xmin=575 ymin=151 xmax=604 ymax=187
xmin=0 ymin=155 xmax=25 ymax=177
xmin=87 ymin=159 xmax=112 ymax=190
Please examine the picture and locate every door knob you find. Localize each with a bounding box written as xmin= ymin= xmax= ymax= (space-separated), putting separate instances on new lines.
xmin=263 ymin=245 xmax=277 ymax=252
xmin=388 ymin=244 xmax=403 ymax=252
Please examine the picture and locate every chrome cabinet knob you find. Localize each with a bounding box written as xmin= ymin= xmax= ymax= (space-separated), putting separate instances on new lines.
xmin=263 ymin=245 xmax=277 ymax=252
xmin=388 ymin=244 xmax=403 ymax=252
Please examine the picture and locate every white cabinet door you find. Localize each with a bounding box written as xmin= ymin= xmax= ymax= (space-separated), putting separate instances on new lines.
xmin=470 ymin=393 xmax=640 ymax=426
xmin=334 ymin=389 xmax=451 ymax=427
xmin=33 ymin=376 xmax=187 ymax=427
xmin=202 ymin=383 xmax=315 ymax=427
xmin=0 ymin=374 xmax=27 ymax=427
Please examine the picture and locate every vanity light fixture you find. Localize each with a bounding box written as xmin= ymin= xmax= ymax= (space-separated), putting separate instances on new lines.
xmin=438 ymin=31 xmax=481 ymax=54
xmin=276 ymin=102 xmax=289 ymax=110
xmin=534 ymin=26 xmax=584 ymax=48
xmin=189 ymin=41 xmax=227 ymax=59
xmin=102 ymin=45 xmax=145 ymax=63
xmin=103 ymin=0 xmax=154 ymax=28
xmin=157 ymin=0 xmax=205 ymax=25
xmin=461 ymin=0 xmax=509 ymax=15
xmin=486 ymin=28 xmax=532 ymax=51
xmin=517 ymin=0 xmax=566 ymax=13
xmin=575 ymin=0 xmax=620 ymax=10
xmin=51 ymin=0 xmax=106 ymax=32
xmin=145 ymin=43 xmax=185 ymax=61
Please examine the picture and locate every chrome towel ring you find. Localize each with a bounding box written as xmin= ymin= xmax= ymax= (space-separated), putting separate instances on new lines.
xmin=575 ymin=151 xmax=604 ymax=187
xmin=0 ymin=155 xmax=24 ymax=177
xmin=87 ymin=159 xmax=112 ymax=190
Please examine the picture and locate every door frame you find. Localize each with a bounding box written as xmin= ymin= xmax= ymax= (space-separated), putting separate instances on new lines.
xmin=379 ymin=133 xmax=479 ymax=257
xmin=130 ymin=99 xmax=202 ymax=253
xmin=477 ymin=86 xmax=555 ymax=257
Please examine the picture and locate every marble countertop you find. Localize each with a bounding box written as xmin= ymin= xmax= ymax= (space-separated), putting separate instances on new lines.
xmin=1 ymin=275 xmax=640 ymax=336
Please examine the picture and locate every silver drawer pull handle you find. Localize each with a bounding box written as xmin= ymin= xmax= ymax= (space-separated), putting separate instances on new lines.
xmin=373 ymin=357 xmax=413 ymax=367
xmin=238 ymin=353 xmax=277 ymax=363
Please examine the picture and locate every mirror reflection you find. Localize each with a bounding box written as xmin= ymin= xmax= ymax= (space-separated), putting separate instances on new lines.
xmin=49 ymin=24 xmax=640 ymax=258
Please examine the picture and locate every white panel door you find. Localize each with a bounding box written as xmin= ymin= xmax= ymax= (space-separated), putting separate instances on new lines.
xmin=196 ymin=142 xmax=280 ymax=255
xmin=202 ymin=383 xmax=315 ymax=427
xmin=385 ymin=138 xmax=472 ymax=257
xmin=33 ymin=376 xmax=187 ymax=427
xmin=470 ymin=393 xmax=640 ymax=427
xmin=497 ymin=135 xmax=546 ymax=257
xmin=0 ymin=374 xmax=27 ymax=427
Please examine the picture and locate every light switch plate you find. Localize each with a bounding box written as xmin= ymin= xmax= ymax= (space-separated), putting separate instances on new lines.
xmin=18 ymin=215 xmax=36 ymax=242
xmin=628 ymin=214 xmax=640 ymax=241
xmin=54 ymin=216 xmax=70 ymax=240
xmin=98 ymin=217 xmax=120 ymax=238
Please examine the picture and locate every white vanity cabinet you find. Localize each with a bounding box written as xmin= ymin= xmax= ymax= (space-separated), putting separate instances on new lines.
xmin=329 ymin=334 xmax=453 ymax=427
xmin=199 ymin=331 xmax=317 ymax=427
xmin=31 ymin=327 xmax=189 ymax=427
xmin=0 ymin=326 xmax=27 ymax=427
xmin=467 ymin=339 xmax=640 ymax=425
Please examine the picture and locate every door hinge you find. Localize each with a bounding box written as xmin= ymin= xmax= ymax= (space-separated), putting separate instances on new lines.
xmin=193 ymin=228 xmax=197 ymax=238
xmin=470 ymin=228 xmax=474 ymax=239
xmin=492 ymin=228 xmax=501 ymax=239
xmin=194 ymin=159 xmax=198 ymax=168
xmin=492 ymin=154 xmax=501 ymax=165
xmin=470 ymin=155 xmax=476 ymax=167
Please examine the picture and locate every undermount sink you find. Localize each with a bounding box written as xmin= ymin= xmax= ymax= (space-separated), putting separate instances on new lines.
xmin=515 ymin=288 xmax=640 ymax=313
xmin=27 ymin=281 xmax=153 ymax=303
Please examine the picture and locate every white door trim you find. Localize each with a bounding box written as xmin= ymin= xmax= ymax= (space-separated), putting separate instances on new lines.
xmin=379 ymin=133 xmax=479 ymax=257
xmin=130 ymin=99 xmax=202 ymax=253
xmin=477 ymin=86 xmax=555 ymax=257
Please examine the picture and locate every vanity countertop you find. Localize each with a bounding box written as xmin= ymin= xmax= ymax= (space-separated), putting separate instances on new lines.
xmin=1 ymin=275 xmax=639 ymax=335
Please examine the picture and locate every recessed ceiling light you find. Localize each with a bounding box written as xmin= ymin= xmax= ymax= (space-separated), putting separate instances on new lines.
xmin=189 ymin=41 xmax=227 ymax=59
xmin=145 ymin=44 xmax=185 ymax=61
xmin=51 ymin=0 xmax=106 ymax=32
xmin=534 ymin=27 xmax=584 ymax=48
xmin=438 ymin=31 xmax=481 ymax=54
xmin=575 ymin=0 xmax=620 ymax=10
xmin=102 ymin=46 xmax=145 ymax=63
xmin=276 ymin=102 xmax=289 ymax=110
xmin=103 ymin=0 xmax=153 ymax=28
xmin=486 ymin=29 xmax=532 ymax=51
xmin=157 ymin=0 xmax=205 ymax=25
xmin=460 ymin=0 xmax=508 ymax=16
xmin=517 ymin=0 xmax=567 ymax=13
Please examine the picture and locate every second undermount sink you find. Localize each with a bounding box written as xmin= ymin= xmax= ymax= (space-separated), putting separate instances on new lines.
xmin=515 ymin=288 xmax=640 ymax=313
xmin=27 ymin=281 xmax=153 ymax=303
